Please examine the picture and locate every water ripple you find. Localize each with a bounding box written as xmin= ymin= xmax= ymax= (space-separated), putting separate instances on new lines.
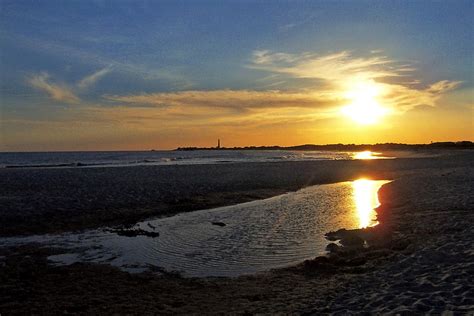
xmin=2 ymin=180 xmax=388 ymax=277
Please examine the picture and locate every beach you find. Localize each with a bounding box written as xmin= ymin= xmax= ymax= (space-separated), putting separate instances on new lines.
xmin=1 ymin=150 xmax=473 ymax=314
xmin=0 ymin=151 xmax=467 ymax=236
xmin=3 ymin=0 xmax=473 ymax=313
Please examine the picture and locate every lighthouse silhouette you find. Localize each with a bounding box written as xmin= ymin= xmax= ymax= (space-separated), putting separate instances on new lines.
xmin=217 ymin=139 xmax=221 ymax=149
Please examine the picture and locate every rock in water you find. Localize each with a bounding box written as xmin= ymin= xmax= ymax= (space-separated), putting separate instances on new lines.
xmin=111 ymin=228 xmax=160 ymax=238
xmin=211 ymin=222 xmax=226 ymax=227
xmin=326 ymin=243 xmax=340 ymax=253
xmin=339 ymin=235 xmax=364 ymax=247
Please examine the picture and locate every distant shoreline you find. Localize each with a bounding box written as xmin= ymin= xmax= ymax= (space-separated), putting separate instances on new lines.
xmin=1 ymin=141 xmax=473 ymax=154
xmin=175 ymin=141 xmax=474 ymax=151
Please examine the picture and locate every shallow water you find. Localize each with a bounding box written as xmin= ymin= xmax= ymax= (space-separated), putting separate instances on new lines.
xmin=3 ymin=179 xmax=389 ymax=277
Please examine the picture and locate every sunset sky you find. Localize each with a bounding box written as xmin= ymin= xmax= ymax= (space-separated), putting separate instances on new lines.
xmin=1 ymin=0 xmax=472 ymax=151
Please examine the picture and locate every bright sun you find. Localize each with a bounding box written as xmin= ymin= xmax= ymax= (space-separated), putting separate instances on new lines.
xmin=341 ymin=81 xmax=388 ymax=125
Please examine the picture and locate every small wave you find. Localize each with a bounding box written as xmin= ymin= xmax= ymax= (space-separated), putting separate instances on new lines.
xmin=265 ymin=156 xmax=286 ymax=160
xmin=4 ymin=161 xmax=117 ymax=168
xmin=5 ymin=163 xmax=78 ymax=169
xmin=130 ymin=159 xmax=161 ymax=164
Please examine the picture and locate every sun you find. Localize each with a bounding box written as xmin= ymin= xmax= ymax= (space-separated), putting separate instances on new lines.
xmin=341 ymin=81 xmax=388 ymax=125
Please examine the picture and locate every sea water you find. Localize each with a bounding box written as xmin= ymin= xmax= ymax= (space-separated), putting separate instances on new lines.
xmin=0 ymin=150 xmax=392 ymax=168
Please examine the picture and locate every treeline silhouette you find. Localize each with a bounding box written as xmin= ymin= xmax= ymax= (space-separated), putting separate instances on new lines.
xmin=176 ymin=141 xmax=474 ymax=151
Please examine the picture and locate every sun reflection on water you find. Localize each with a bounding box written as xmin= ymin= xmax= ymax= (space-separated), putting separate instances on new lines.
xmin=352 ymin=179 xmax=388 ymax=228
xmin=353 ymin=150 xmax=380 ymax=160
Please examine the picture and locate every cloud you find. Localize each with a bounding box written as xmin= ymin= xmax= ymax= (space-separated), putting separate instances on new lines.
xmin=251 ymin=50 xmax=305 ymax=66
xmin=426 ymin=80 xmax=462 ymax=94
xmin=248 ymin=50 xmax=462 ymax=113
xmin=28 ymin=67 xmax=112 ymax=104
xmin=249 ymin=50 xmax=399 ymax=82
xmin=105 ymin=50 xmax=461 ymax=116
xmin=9 ymin=33 xmax=193 ymax=88
xmin=28 ymin=73 xmax=79 ymax=103
xmin=103 ymin=49 xmax=462 ymax=121
xmin=279 ymin=23 xmax=298 ymax=31
xmin=382 ymin=80 xmax=462 ymax=112
xmin=26 ymin=48 xmax=463 ymax=140
xmin=77 ymin=67 xmax=111 ymax=89
xmin=104 ymin=89 xmax=340 ymax=111
xmin=370 ymin=49 xmax=384 ymax=54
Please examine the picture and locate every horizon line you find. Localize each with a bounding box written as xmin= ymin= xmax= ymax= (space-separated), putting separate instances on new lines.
xmin=1 ymin=140 xmax=473 ymax=153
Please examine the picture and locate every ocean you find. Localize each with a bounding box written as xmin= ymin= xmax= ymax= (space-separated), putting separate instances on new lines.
xmin=0 ymin=150 xmax=388 ymax=168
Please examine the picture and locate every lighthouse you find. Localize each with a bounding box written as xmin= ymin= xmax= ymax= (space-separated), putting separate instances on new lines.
xmin=217 ymin=139 xmax=221 ymax=149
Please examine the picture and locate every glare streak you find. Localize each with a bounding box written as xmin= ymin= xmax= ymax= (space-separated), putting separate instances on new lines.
xmin=353 ymin=179 xmax=384 ymax=228
xmin=354 ymin=151 xmax=381 ymax=160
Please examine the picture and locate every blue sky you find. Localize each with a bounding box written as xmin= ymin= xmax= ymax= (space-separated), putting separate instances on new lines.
xmin=1 ymin=0 xmax=473 ymax=150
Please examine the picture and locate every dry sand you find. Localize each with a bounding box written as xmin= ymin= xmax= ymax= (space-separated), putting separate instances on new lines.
xmin=0 ymin=150 xmax=473 ymax=314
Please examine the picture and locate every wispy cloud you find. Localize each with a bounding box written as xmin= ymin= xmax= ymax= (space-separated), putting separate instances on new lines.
xmin=21 ymin=48 xmax=464 ymax=150
xmin=28 ymin=73 xmax=79 ymax=104
xmin=77 ymin=67 xmax=111 ymax=89
xmin=104 ymin=89 xmax=340 ymax=111
xmin=278 ymin=13 xmax=320 ymax=33
xmin=426 ymin=80 xmax=461 ymax=94
xmin=249 ymin=50 xmax=399 ymax=82
xmin=27 ymin=67 xmax=111 ymax=104
xmin=7 ymin=33 xmax=193 ymax=89
xmin=249 ymin=50 xmax=462 ymax=112
xmin=107 ymin=50 xmax=461 ymax=115
xmin=382 ymin=80 xmax=462 ymax=112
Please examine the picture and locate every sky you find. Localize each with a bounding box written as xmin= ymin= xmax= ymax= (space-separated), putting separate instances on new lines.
xmin=0 ymin=0 xmax=473 ymax=151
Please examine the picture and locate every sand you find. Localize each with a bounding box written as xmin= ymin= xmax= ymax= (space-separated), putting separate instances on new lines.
xmin=302 ymin=166 xmax=474 ymax=314
xmin=0 ymin=150 xmax=473 ymax=314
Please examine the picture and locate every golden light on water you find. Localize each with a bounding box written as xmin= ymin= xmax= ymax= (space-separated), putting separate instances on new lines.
xmin=353 ymin=150 xmax=381 ymax=160
xmin=352 ymin=179 xmax=387 ymax=228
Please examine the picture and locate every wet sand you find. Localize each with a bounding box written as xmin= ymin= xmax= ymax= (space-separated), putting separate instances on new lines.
xmin=0 ymin=151 xmax=473 ymax=314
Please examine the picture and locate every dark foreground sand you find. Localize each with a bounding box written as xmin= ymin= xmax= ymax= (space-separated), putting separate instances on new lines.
xmin=0 ymin=151 xmax=473 ymax=314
